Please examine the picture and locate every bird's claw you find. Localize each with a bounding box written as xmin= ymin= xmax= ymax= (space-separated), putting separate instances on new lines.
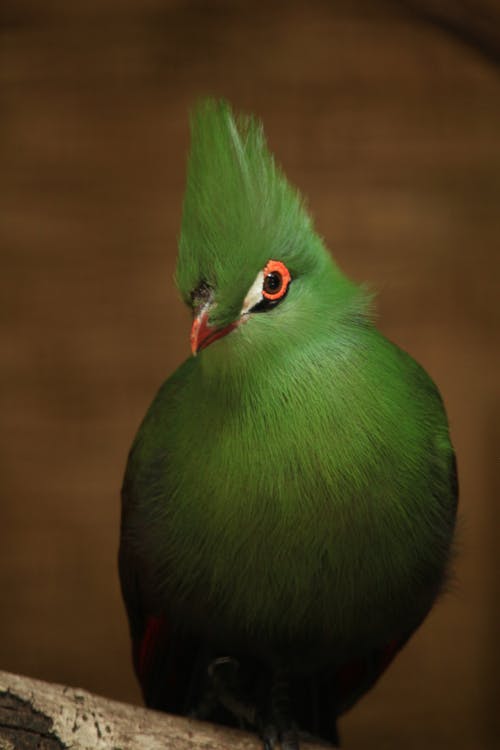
xmin=261 ymin=725 xmax=299 ymax=750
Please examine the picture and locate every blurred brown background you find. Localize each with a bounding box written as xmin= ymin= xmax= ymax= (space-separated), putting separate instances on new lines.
xmin=1 ymin=1 xmax=499 ymax=748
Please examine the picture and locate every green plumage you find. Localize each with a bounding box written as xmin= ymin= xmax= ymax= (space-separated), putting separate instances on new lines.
xmin=176 ymin=100 xmax=358 ymax=329
xmin=120 ymin=100 xmax=457 ymax=746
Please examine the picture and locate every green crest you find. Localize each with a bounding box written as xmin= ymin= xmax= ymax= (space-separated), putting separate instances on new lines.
xmin=175 ymin=99 xmax=332 ymax=326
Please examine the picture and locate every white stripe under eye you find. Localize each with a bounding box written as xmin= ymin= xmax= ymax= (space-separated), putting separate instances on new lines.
xmin=241 ymin=270 xmax=264 ymax=315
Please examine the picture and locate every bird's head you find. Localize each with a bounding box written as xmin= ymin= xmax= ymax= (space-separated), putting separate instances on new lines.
xmin=175 ymin=100 xmax=367 ymax=372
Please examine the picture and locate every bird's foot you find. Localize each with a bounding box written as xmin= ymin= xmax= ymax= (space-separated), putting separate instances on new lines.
xmin=207 ymin=656 xmax=257 ymax=727
xmin=203 ymin=658 xmax=303 ymax=749
xmin=260 ymin=724 xmax=299 ymax=750
xmin=259 ymin=670 xmax=300 ymax=749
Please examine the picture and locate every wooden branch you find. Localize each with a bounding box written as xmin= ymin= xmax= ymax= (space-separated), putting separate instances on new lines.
xmin=0 ymin=670 xmax=326 ymax=750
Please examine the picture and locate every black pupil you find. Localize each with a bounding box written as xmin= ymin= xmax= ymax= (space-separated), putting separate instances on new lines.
xmin=264 ymin=271 xmax=282 ymax=294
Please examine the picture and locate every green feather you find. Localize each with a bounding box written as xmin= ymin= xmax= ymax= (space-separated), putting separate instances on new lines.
xmin=121 ymin=98 xmax=457 ymax=725
xmin=176 ymin=99 xmax=361 ymax=330
xmin=125 ymin=99 xmax=455 ymax=645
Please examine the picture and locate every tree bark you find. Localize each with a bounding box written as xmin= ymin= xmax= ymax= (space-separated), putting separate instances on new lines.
xmin=0 ymin=670 xmax=326 ymax=750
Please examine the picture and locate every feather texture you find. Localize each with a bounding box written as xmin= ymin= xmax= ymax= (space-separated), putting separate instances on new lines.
xmin=120 ymin=99 xmax=457 ymax=743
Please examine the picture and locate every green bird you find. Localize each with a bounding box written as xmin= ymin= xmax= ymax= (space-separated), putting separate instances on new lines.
xmin=119 ymin=100 xmax=457 ymax=749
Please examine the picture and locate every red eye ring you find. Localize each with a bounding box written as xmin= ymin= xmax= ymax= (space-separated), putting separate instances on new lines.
xmin=262 ymin=260 xmax=291 ymax=301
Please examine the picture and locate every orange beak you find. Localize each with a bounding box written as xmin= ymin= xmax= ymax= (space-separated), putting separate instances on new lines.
xmin=190 ymin=309 xmax=238 ymax=355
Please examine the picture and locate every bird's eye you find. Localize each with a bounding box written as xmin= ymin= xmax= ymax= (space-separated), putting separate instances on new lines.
xmin=241 ymin=259 xmax=291 ymax=315
xmin=262 ymin=260 xmax=291 ymax=301
xmin=263 ymin=271 xmax=282 ymax=296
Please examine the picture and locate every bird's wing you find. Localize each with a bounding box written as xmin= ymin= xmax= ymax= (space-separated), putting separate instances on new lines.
xmin=333 ymin=447 xmax=459 ymax=716
xmin=119 ymin=448 xmax=204 ymax=714
xmin=333 ymin=636 xmax=408 ymax=716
